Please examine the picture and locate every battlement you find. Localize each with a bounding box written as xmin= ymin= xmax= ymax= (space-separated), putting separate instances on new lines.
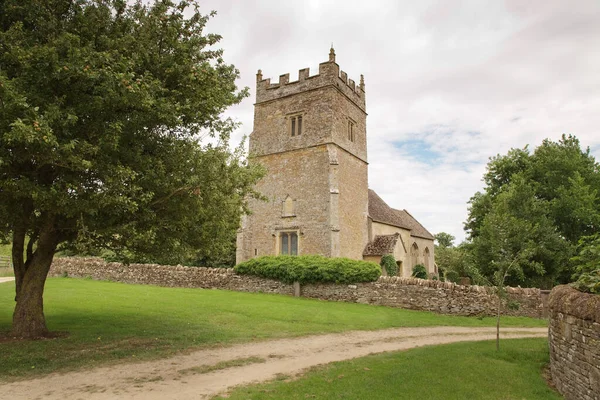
xmin=255 ymin=48 xmax=366 ymax=111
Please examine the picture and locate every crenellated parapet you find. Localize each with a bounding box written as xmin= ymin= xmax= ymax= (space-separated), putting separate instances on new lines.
xmin=255 ymin=48 xmax=366 ymax=112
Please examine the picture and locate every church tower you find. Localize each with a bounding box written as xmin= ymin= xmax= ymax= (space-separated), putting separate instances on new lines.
xmin=236 ymin=48 xmax=369 ymax=263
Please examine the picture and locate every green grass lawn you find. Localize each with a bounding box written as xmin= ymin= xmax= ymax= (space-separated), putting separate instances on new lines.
xmin=0 ymin=268 xmax=13 ymax=277
xmin=0 ymin=242 xmax=14 ymax=277
xmin=0 ymin=277 xmax=547 ymax=381
xmin=220 ymin=338 xmax=560 ymax=400
xmin=0 ymin=242 xmax=11 ymax=257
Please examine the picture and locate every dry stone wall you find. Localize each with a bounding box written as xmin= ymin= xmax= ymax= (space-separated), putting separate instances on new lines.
xmin=50 ymin=257 xmax=293 ymax=295
xmin=548 ymin=285 xmax=600 ymax=400
xmin=49 ymin=257 xmax=544 ymax=318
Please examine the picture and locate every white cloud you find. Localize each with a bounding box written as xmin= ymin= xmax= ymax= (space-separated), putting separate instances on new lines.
xmin=199 ymin=0 xmax=600 ymax=243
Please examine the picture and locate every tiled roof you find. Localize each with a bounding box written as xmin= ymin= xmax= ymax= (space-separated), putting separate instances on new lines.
xmin=368 ymin=189 xmax=435 ymax=240
xmin=368 ymin=190 xmax=412 ymax=230
xmin=393 ymin=209 xmax=435 ymax=240
xmin=363 ymin=233 xmax=399 ymax=256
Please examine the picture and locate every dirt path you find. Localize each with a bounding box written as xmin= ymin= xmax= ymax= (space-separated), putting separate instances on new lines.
xmin=0 ymin=277 xmax=14 ymax=284
xmin=1 ymin=326 xmax=547 ymax=400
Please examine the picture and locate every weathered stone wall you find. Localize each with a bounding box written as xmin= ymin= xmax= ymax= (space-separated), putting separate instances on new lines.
xmin=49 ymin=257 xmax=544 ymax=318
xmin=548 ymin=285 xmax=600 ymax=400
xmin=50 ymin=257 xmax=293 ymax=295
xmin=336 ymin=147 xmax=369 ymax=260
xmin=237 ymin=146 xmax=333 ymax=262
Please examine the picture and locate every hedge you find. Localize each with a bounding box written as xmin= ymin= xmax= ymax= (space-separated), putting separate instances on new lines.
xmin=234 ymin=255 xmax=381 ymax=284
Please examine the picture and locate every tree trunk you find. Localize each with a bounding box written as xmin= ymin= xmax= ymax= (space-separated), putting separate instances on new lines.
xmin=12 ymin=227 xmax=26 ymax=302
xmin=11 ymin=258 xmax=51 ymax=338
xmin=11 ymin=217 xmax=58 ymax=338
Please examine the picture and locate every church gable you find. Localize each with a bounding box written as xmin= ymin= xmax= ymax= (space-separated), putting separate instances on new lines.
xmin=367 ymin=190 xmax=433 ymax=240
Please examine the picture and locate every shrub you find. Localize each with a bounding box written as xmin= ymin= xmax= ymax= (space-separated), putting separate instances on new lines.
xmin=380 ymin=254 xmax=398 ymax=276
xmin=411 ymin=264 xmax=427 ymax=279
xmin=445 ymin=270 xmax=460 ymax=283
xmin=507 ymin=300 xmax=521 ymax=310
xmin=570 ymin=234 xmax=600 ymax=294
xmin=572 ymin=269 xmax=600 ymax=294
xmin=234 ymin=255 xmax=381 ymax=284
xmin=429 ymin=273 xmax=438 ymax=281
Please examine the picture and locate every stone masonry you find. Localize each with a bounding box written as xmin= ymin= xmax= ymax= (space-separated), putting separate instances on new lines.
xmin=236 ymin=48 xmax=436 ymax=272
xmin=548 ymin=285 xmax=600 ymax=400
xmin=236 ymin=48 xmax=369 ymax=263
xmin=49 ymin=257 xmax=545 ymax=318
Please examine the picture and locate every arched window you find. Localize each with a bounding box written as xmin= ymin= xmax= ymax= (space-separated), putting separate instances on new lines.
xmin=411 ymin=243 xmax=419 ymax=268
xmin=424 ymin=247 xmax=431 ymax=271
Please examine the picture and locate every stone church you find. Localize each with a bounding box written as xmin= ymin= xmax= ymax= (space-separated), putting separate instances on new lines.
xmin=236 ymin=48 xmax=436 ymax=277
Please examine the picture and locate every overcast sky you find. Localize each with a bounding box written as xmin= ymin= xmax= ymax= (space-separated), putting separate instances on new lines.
xmin=198 ymin=0 xmax=600 ymax=244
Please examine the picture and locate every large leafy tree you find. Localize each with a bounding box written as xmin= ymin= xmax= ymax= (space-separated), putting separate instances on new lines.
xmin=465 ymin=135 xmax=600 ymax=288
xmin=0 ymin=0 xmax=263 ymax=338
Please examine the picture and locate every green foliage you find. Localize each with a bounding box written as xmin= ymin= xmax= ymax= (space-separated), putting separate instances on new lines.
xmin=0 ymin=0 xmax=264 ymax=261
xmin=445 ymin=270 xmax=460 ymax=283
xmin=572 ymin=270 xmax=600 ymax=294
xmin=380 ymin=254 xmax=398 ymax=276
xmin=411 ymin=264 xmax=427 ymax=279
xmin=471 ymin=176 xmax=570 ymax=289
xmin=0 ymin=0 xmax=264 ymax=333
xmin=571 ymin=233 xmax=600 ymax=277
xmin=465 ymin=135 xmax=598 ymax=288
xmin=234 ymin=255 xmax=381 ymax=284
xmin=571 ymin=234 xmax=600 ymax=294
xmin=507 ymin=300 xmax=521 ymax=311
xmin=434 ymin=232 xmax=455 ymax=249
xmin=435 ymin=243 xmax=472 ymax=279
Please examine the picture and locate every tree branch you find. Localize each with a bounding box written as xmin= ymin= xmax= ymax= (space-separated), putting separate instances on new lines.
xmin=150 ymin=186 xmax=193 ymax=207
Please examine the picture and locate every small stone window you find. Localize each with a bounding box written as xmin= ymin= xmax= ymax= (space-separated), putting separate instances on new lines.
xmin=290 ymin=115 xmax=303 ymax=136
xmin=280 ymin=231 xmax=298 ymax=255
xmin=282 ymin=195 xmax=295 ymax=217
xmin=348 ymin=120 xmax=355 ymax=142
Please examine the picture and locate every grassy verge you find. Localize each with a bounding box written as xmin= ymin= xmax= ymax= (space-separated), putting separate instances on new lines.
xmin=0 ymin=242 xmax=11 ymax=257
xmin=0 ymin=277 xmax=547 ymax=380
xmin=0 ymin=242 xmax=14 ymax=277
xmin=0 ymin=268 xmax=13 ymax=277
xmin=219 ymin=338 xmax=560 ymax=400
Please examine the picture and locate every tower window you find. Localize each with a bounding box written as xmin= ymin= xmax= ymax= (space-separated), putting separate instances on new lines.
xmin=290 ymin=115 xmax=303 ymax=136
xmin=282 ymin=195 xmax=295 ymax=217
xmin=348 ymin=120 xmax=355 ymax=142
xmin=280 ymin=231 xmax=298 ymax=255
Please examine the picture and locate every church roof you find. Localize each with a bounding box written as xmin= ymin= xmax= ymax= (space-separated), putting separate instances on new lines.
xmin=368 ymin=189 xmax=435 ymax=240
xmin=392 ymin=208 xmax=435 ymax=240
xmin=368 ymin=190 xmax=412 ymax=230
xmin=363 ymin=233 xmax=400 ymax=256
